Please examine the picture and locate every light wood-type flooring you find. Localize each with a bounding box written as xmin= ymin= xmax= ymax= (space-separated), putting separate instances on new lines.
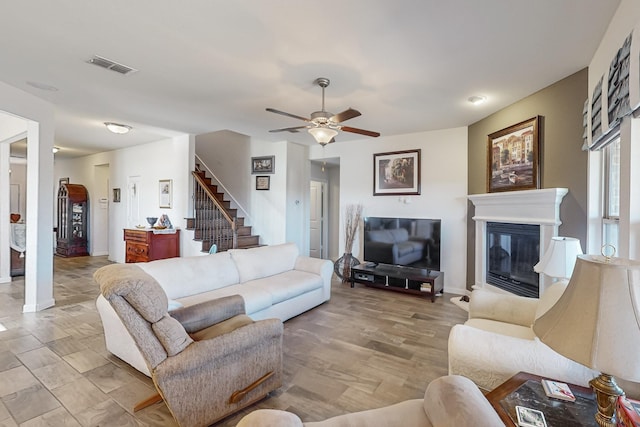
xmin=0 ymin=255 xmax=467 ymax=426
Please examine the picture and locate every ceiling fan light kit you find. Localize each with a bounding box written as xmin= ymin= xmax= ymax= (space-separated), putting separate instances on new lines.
xmin=308 ymin=127 xmax=338 ymax=145
xmin=266 ymin=77 xmax=380 ymax=145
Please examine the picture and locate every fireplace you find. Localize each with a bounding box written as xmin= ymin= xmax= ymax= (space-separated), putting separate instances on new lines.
xmin=468 ymin=188 xmax=568 ymax=297
xmin=486 ymin=222 xmax=540 ymax=297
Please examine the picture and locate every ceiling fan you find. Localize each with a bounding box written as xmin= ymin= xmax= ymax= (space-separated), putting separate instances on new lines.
xmin=266 ymin=77 xmax=380 ymax=146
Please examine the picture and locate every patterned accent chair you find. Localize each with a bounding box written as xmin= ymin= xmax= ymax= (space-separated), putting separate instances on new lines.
xmin=95 ymin=264 xmax=283 ymax=427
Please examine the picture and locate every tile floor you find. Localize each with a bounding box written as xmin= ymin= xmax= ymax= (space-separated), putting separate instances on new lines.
xmin=0 ymin=255 xmax=466 ymax=426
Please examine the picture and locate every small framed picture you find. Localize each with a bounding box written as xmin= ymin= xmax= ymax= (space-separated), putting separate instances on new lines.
xmin=59 ymin=177 xmax=69 ymax=185
xmin=159 ymin=179 xmax=172 ymax=208
xmin=251 ymin=156 xmax=275 ymax=174
xmin=256 ymin=176 xmax=270 ymax=190
xmin=516 ymin=406 xmax=546 ymax=427
xmin=112 ymin=188 xmax=121 ymax=203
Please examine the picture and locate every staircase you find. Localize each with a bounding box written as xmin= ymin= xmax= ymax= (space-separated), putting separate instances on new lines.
xmin=186 ymin=169 xmax=260 ymax=252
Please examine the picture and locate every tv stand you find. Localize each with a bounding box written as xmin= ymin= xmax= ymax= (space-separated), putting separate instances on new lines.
xmin=350 ymin=263 xmax=444 ymax=302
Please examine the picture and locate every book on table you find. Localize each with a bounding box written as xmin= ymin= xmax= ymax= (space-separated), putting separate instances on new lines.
xmin=515 ymin=406 xmax=547 ymax=427
xmin=541 ymin=379 xmax=576 ymax=402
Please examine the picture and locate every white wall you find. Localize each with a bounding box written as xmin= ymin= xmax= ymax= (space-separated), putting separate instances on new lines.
xmin=0 ymin=80 xmax=55 ymax=312
xmin=195 ymin=130 xmax=252 ymax=216
xmin=249 ymin=140 xmax=288 ymax=245
xmin=195 ymin=130 xmax=292 ymax=246
xmin=285 ymin=141 xmax=309 ymax=253
xmin=587 ymin=0 xmax=640 ymax=257
xmin=55 ymin=135 xmax=195 ymax=263
xmin=310 ymin=127 xmax=469 ymax=294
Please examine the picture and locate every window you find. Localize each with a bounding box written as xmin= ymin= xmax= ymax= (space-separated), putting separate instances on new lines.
xmin=602 ymin=137 xmax=620 ymax=250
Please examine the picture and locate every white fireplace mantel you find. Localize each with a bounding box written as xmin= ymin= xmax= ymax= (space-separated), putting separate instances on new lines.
xmin=468 ymin=188 xmax=569 ymax=296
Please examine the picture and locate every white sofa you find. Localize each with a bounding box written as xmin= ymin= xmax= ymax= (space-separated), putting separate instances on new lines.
xmin=236 ymin=375 xmax=503 ymax=427
xmin=448 ymin=282 xmax=600 ymax=391
xmin=96 ymin=243 xmax=333 ymax=376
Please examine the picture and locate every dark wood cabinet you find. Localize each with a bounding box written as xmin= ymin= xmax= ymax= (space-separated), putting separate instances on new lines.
xmin=124 ymin=229 xmax=180 ymax=263
xmin=56 ymin=183 xmax=89 ymax=257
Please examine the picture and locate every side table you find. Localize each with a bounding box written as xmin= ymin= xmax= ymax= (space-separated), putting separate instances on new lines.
xmin=485 ymin=372 xmax=598 ymax=426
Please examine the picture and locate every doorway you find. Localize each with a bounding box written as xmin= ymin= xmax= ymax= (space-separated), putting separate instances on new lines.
xmin=92 ymin=164 xmax=110 ymax=256
xmin=309 ymin=180 xmax=327 ymax=259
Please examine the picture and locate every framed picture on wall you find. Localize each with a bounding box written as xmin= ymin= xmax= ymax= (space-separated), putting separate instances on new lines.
xmin=251 ymin=156 xmax=275 ymax=174
xmin=486 ymin=116 xmax=541 ymax=193
xmin=159 ymin=179 xmax=172 ymax=208
xmin=256 ymin=176 xmax=270 ymax=190
xmin=373 ymin=149 xmax=421 ymax=196
xmin=112 ymin=188 xmax=121 ymax=203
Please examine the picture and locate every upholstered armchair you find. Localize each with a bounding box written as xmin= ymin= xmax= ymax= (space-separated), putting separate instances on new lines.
xmin=95 ymin=264 xmax=283 ymax=427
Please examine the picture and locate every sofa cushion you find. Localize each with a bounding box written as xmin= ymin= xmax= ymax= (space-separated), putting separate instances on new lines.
xmin=465 ymin=318 xmax=536 ymax=340
xmin=176 ymin=284 xmax=273 ymax=315
xmin=424 ymin=375 xmax=503 ymax=427
xmin=96 ymin=264 xmax=168 ymax=323
xmin=152 ymin=315 xmax=193 ymax=356
xmin=230 ymin=243 xmax=299 ymax=284
xmin=190 ymin=314 xmax=254 ymax=341
xmin=139 ymin=252 xmax=240 ymax=300
xmin=244 ymin=270 xmax=323 ymax=304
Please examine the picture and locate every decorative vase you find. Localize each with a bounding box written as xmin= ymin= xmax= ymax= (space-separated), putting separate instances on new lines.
xmin=334 ymin=253 xmax=360 ymax=283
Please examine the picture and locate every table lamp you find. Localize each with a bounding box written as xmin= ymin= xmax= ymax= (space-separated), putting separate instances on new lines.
xmin=533 ymin=236 xmax=583 ymax=280
xmin=533 ymin=254 xmax=640 ymax=427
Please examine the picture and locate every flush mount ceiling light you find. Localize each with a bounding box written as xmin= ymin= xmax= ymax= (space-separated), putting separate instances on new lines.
xmin=104 ymin=122 xmax=132 ymax=134
xmin=468 ymin=95 xmax=487 ymax=105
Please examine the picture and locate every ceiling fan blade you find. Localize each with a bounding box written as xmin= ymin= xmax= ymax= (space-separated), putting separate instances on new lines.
xmin=265 ymin=108 xmax=310 ymax=122
xmin=341 ymin=126 xmax=380 ymax=138
xmin=331 ymin=108 xmax=361 ymax=123
xmin=269 ymin=126 xmax=308 ymax=133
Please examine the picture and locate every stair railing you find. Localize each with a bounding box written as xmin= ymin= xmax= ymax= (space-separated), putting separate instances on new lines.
xmin=192 ymin=171 xmax=237 ymax=251
xmin=194 ymin=154 xmax=251 ymax=222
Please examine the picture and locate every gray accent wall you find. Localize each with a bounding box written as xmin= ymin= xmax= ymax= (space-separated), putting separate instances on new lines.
xmin=466 ymin=68 xmax=588 ymax=289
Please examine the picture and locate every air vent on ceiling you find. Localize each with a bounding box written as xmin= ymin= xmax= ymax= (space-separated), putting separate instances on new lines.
xmin=87 ymin=55 xmax=138 ymax=75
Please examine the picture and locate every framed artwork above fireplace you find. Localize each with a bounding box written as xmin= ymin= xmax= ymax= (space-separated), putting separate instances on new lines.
xmin=487 ymin=116 xmax=541 ymax=193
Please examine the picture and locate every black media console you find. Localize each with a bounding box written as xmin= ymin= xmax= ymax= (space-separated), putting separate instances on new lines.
xmin=350 ymin=263 xmax=444 ymax=302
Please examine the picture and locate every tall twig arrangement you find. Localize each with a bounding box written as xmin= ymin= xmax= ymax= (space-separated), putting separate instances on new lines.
xmin=343 ymin=204 xmax=363 ymax=254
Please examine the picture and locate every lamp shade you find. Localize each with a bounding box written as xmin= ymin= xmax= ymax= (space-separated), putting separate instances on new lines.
xmin=308 ymin=127 xmax=337 ymax=144
xmin=533 ymin=255 xmax=640 ymax=382
xmin=533 ymin=236 xmax=583 ymax=279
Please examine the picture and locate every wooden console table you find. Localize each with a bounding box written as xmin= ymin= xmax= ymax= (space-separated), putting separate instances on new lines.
xmin=350 ymin=263 xmax=443 ymax=302
xmin=124 ymin=228 xmax=180 ymax=263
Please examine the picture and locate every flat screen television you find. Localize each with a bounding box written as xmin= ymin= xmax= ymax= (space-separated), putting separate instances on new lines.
xmin=363 ymin=217 xmax=441 ymax=271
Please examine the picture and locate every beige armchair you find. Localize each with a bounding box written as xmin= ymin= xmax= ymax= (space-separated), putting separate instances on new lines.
xmin=95 ymin=264 xmax=283 ymax=427
xmin=448 ymin=282 xmax=598 ymax=391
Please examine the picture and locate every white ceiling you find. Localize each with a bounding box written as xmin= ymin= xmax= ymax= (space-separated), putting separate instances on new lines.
xmin=0 ymin=1 xmax=620 ymax=159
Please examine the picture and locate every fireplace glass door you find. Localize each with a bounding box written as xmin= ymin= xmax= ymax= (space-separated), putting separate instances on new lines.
xmin=486 ymin=222 xmax=540 ymax=297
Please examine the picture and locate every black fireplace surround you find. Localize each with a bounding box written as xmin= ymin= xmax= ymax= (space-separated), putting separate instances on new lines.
xmin=486 ymin=222 xmax=540 ymax=298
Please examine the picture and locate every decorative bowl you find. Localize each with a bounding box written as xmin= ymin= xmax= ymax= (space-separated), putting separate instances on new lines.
xmin=146 ymin=217 xmax=158 ymax=227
